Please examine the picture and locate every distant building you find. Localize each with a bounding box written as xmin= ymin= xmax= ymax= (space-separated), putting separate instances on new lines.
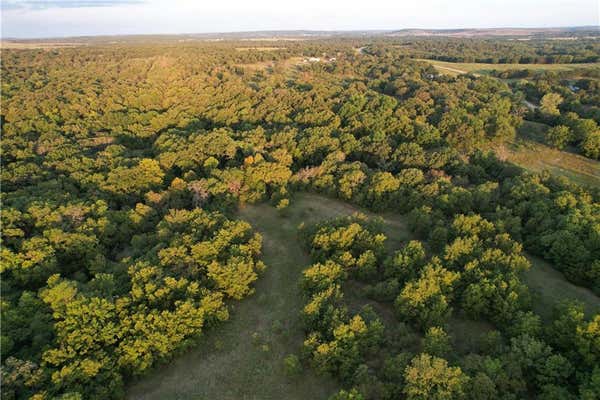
xmin=303 ymin=55 xmax=336 ymax=63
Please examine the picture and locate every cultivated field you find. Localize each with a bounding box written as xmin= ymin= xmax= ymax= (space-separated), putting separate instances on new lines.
xmin=235 ymin=56 xmax=305 ymax=72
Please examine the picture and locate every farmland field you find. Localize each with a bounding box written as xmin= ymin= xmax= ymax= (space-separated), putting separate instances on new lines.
xmin=417 ymin=58 xmax=600 ymax=76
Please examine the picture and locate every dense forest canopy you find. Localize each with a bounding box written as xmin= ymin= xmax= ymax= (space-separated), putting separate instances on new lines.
xmin=1 ymin=36 xmax=599 ymax=400
xmin=391 ymin=37 xmax=600 ymax=64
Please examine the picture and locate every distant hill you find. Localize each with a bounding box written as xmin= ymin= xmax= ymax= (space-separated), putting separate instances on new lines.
xmin=2 ymin=26 xmax=599 ymax=44
xmin=387 ymin=26 xmax=600 ymax=38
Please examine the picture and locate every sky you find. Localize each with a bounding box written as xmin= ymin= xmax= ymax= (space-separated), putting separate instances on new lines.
xmin=1 ymin=0 xmax=599 ymax=39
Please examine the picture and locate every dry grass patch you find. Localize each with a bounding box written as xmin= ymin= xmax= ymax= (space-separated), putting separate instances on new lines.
xmin=495 ymin=121 xmax=600 ymax=187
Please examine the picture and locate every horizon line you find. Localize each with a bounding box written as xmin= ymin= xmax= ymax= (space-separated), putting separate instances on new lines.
xmin=2 ymin=24 xmax=599 ymax=41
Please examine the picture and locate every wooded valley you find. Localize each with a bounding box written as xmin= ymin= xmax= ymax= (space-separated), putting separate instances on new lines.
xmin=1 ymin=35 xmax=599 ymax=400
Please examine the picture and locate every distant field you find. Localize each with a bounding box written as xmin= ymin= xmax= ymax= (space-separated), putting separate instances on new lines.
xmin=417 ymin=58 xmax=600 ymax=76
xmin=495 ymin=121 xmax=600 ymax=187
xmin=127 ymin=193 xmax=599 ymax=399
xmin=1 ymin=41 xmax=85 ymax=49
xmin=235 ymin=47 xmax=285 ymax=51
xmin=239 ymin=37 xmax=309 ymax=42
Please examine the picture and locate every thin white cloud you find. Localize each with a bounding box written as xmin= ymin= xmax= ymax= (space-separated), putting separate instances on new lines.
xmin=2 ymin=0 xmax=144 ymax=10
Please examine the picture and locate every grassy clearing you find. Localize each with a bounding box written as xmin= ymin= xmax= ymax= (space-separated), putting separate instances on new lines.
xmin=124 ymin=193 xmax=431 ymax=400
xmin=127 ymin=194 xmax=342 ymax=400
xmin=494 ymin=121 xmax=600 ymax=187
xmin=417 ymin=58 xmax=600 ymax=76
xmin=523 ymin=254 xmax=600 ymax=319
xmin=127 ymin=193 xmax=599 ymax=399
xmin=126 ymin=193 xmax=411 ymax=400
xmin=1 ymin=41 xmax=85 ymax=49
xmin=235 ymin=56 xmax=305 ymax=72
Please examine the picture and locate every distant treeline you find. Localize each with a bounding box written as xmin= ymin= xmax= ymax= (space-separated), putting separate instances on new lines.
xmin=391 ymin=37 xmax=600 ymax=64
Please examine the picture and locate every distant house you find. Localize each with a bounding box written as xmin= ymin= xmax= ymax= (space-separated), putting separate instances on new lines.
xmin=303 ymin=54 xmax=336 ymax=63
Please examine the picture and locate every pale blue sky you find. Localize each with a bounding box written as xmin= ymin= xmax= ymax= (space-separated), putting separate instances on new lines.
xmin=2 ymin=0 xmax=599 ymax=38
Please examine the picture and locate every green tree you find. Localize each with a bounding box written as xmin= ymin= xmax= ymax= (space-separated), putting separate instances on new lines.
xmin=384 ymin=240 xmax=426 ymax=282
xmin=395 ymin=261 xmax=459 ymax=330
xmin=540 ymin=93 xmax=563 ymax=116
xmin=545 ymin=125 xmax=573 ymax=149
xmin=581 ymin=130 xmax=600 ymax=159
xmin=404 ymin=353 xmax=468 ymax=400
xmin=423 ymin=327 xmax=452 ymax=358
